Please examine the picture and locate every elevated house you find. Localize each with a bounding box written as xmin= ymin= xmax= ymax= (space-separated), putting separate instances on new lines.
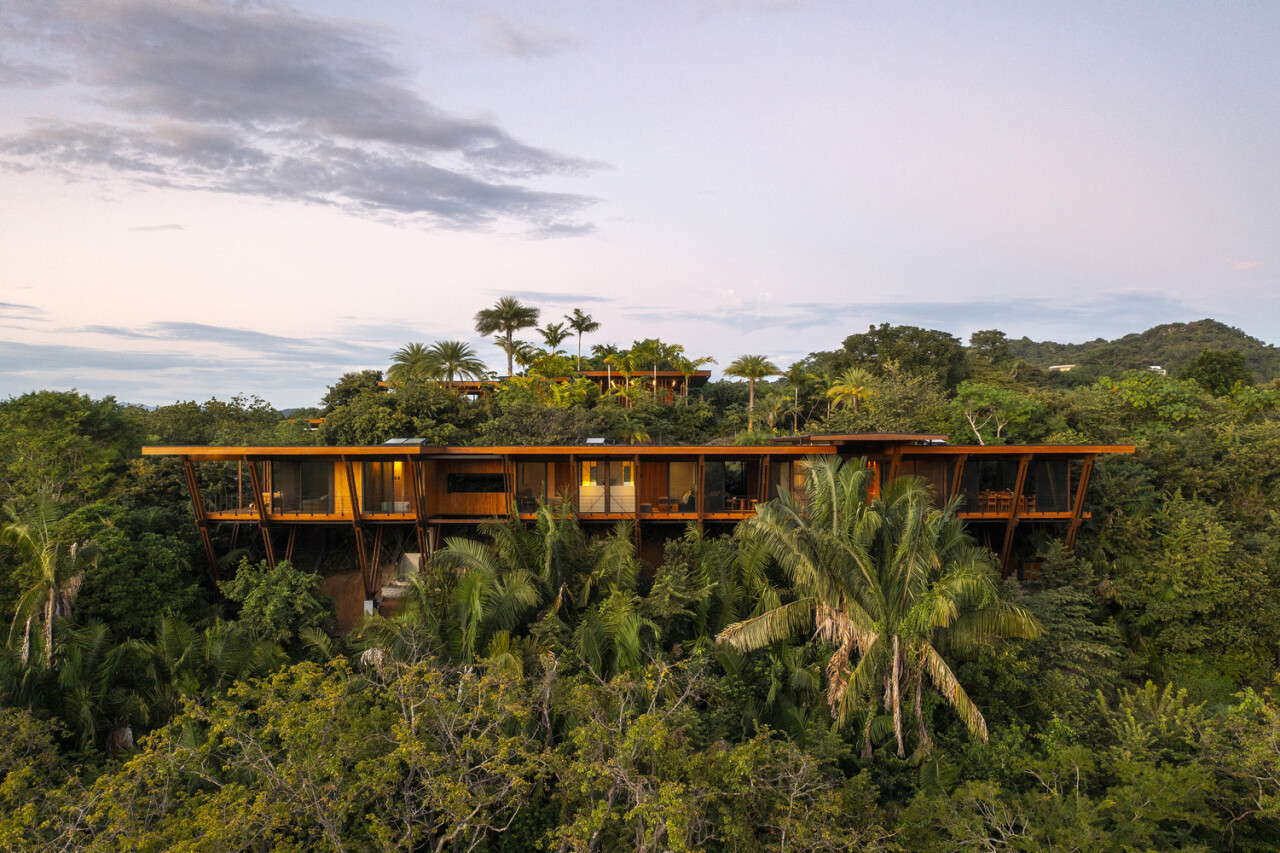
xmin=146 ymin=435 xmax=1132 ymax=606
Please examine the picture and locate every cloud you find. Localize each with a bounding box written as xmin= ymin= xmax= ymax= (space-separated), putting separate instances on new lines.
xmin=0 ymin=301 xmax=46 ymax=320
xmin=0 ymin=0 xmax=601 ymax=234
xmin=1232 ymin=260 xmax=1260 ymax=272
xmin=75 ymin=320 xmax=389 ymax=364
xmin=495 ymin=290 xmax=616 ymax=306
xmin=482 ymin=16 xmax=579 ymax=60
xmin=130 ymin=223 xmax=183 ymax=231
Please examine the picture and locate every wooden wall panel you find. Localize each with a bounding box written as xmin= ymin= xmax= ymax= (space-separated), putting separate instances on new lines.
xmin=426 ymin=459 xmax=508 ymax=517
xmin=639 ymin=461 xmax=666 ymax=508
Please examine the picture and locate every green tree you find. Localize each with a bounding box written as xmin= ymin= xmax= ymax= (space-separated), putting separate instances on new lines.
xmin=725 ymin=355 xmax=781 ymax=431
xmin=826 ymin=366 xmax=873 ymax=414
xmin=1179 ymin=347 xmax=1254 ymax=395
xmin=538 ymin=321 xmax=571 ymax=354
xmin=387 ymin=341 xmax=435 ymax=388
xmin=565 ymin=308 xmax=600 ymax=371
xmin=842 ymin=323 xmax=969 ymax=389
xmin=4 ymin=501 xmax=96 ymax=669
xmin=219 ymin=559 xmax=332 ymax=647
xmin=425 ymin=340 xmax=487 ymax=389
xmin=719 ymin=457 xmax=1039 ymax=757
xmin=475 ymin=297 xmax=541 ymax=377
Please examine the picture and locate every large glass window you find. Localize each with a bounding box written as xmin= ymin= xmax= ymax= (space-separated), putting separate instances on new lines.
xmin=363 ymin=461 xmax=408 ymax=513
xmin=667 ymin=461 xmax=697 ymax=512
xmin=608 ymin=461 xmax=635 ymax=512
xmin=705 ymin=460 xmax=748 ymax=512
xmin=958 ymin=458 xmax=1020 ymax=513
xmin=579 ymin=461 xmax=605 ymax=512
xmin=516 ymin=462 xmax=547 ymax=512
xmin=273 ymin=460 xmax=334 ymax=514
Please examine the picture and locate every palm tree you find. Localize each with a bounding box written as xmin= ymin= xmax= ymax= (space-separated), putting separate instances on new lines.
xmin=718 ymin=457 xmax=1039 ymax=758
xmin=826 ymin=366 xmax=874 ymax=414
xmin=565 ymin=309 xmax=600 ymax=371
xmin=425 ymin=340 xmax=487 ymax=389
xmin=672 ymin=354 xmax=717 ymax=406
xmin=474 ymin=297 xmax=540 ymax=377
xmin=4 ymin=501 xmax=95 ymax=669
xmin=725 ymin=354 xmax=781 ymax=431
xmin=388 ymin=342 xmax=435 ymax=388
xmin=539 ymin=321 xmax=572 ymax=354
xmin=783 ymin=363 xmax=817 ymax=431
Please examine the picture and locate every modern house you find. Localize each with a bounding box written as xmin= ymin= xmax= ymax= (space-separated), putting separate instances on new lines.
xmin=145 ymin=434 xmax=1132 ymax=604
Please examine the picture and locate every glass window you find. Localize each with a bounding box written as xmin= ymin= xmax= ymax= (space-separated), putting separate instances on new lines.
xmin=446 ymin=473 xmax=506 ymax=493
xmin=668 ymin=461 xmax=697 ymax=512
xmin=516 ymin=462 xmax=547 ymax=512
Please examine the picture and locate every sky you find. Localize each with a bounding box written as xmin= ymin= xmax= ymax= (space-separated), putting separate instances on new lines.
xmin=1 ymin=0 xmax=1277 ymax=408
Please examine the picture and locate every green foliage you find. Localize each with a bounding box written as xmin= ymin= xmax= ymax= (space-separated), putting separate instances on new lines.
xmin=1009 ymin=318 xmax=1280 ymax=382
xmin=841 ymin=322 xmax=969 ymax=389
xmin=219 ymin=559 xmax=332 ymax=645
xmin=1179 ymin=347 xmax=1255 ymax=395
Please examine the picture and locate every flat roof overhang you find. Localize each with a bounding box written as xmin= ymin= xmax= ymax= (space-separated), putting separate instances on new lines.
xmin=141 ymin=443 xmax=839 ymax=460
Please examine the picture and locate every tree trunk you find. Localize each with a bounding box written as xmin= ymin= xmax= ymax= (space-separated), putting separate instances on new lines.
xmin=892 ymin=635 xmax=904 ymax=757
xmin=748 ymin=379 xmax=756 ymax=431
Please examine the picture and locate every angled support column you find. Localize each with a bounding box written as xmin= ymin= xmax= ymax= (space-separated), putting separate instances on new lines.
xmin=245 ymin=456 xmax=276 ymax=568
xmin=1065 ymin=456 xmax=1096 ymax=551
xmin=999 ymin=455 xmax=1032 ymax=575
xmin=408 ymin=458 xmax=429 ymax=561
xmin=343 ymin=457 xmax=372 ymax=599
xmin=181 ymin=456 xmax=220 ymax=580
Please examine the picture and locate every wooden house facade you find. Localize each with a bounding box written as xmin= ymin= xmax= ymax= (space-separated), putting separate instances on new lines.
xmin=144 ymin=435 xmax=1131 ymax=602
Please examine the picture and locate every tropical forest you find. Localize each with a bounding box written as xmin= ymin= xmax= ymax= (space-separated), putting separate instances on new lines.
xmin=3 ymin=306 xmax=1280 ymax=851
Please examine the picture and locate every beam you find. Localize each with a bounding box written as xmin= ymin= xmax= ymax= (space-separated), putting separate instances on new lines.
xmin=245 ymin=457 xmax=276 ymax=568
xmin=1065 ymin=456 xmax=1096 ymax=550
xmin=180 ymin=456 xmax=220 ymax=580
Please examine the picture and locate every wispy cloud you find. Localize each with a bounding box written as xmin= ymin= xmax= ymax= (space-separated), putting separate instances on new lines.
xmin=0 ymin=301 xmax=46 ymax=320
xmin=496 ymin=290 xmax=616 ymax=305
xmin=482 ymin=16 xmax=580 ymax=60
xmin=0 ymin=0 xmax=601 ymax=234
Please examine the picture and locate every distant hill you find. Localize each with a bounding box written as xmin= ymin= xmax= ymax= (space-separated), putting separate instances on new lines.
xmin=1007 ymin=319 xmax=1280 ymax=382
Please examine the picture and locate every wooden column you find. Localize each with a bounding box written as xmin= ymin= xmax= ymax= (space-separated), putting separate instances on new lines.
xmin=886 ymin=446 xmax=903 ymax=484
xmin=761 ymin=455 xmax=771 ymax=503
xmin=180 ymin=456 xmax=220 ymax=580
xmin=408 ymin=458 xmax=429 ymax=561
xmin=949 ymin=454 xmax=967 ymax=506
xmin=697 ymin=454 xmax=705 ymax=533
xmin=1064 ymin=456 xmax=1096 ymax=550
xmin=999 ymin=455 xmax=1032 ymax=575
xmin=245 ymin=456 xmax=276 ymax=568
xmin=343 ymin=457 xmax=372 ymax=599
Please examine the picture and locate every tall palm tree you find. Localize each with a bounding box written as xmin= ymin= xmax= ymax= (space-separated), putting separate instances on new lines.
xmin=725 ymin=354 xmax=781 ymax=431
xmin=4 ymin=501 xmax=95 ymax=669
xmin=826 ymin=366 xmax=873 ymax=414
xmin=783 ymin=363 xmax=817 ymax=431
xmin=474 ymin=297 xmax=540 ymax=377
xmin=718 ymin=457 xmax=1039 ymax=758
xmin=539 ymin=322 xmax=572 ymax=354
xmin=387 ymin=342 xmax=435 ymax=388
xmin=425 ymin=340 xmax=487 ymax=389
xmin=565 ymin=309 xmax=600 ymax=371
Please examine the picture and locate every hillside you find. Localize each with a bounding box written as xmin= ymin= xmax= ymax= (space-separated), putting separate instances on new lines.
xmin=1007 ymin=319 xmax=1280 ymax=381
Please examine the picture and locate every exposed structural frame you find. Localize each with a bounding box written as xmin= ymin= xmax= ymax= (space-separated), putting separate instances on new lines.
xmin=145 ymin=435 xmax=1132 ymax=595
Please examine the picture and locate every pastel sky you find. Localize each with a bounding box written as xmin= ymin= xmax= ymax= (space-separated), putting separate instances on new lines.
xmin=2 ymin=1 xmax=1276 ymax=407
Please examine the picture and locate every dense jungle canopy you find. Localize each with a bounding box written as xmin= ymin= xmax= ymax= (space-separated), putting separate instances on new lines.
xmin=2 ymin=316 xmax=1280 ymax=851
